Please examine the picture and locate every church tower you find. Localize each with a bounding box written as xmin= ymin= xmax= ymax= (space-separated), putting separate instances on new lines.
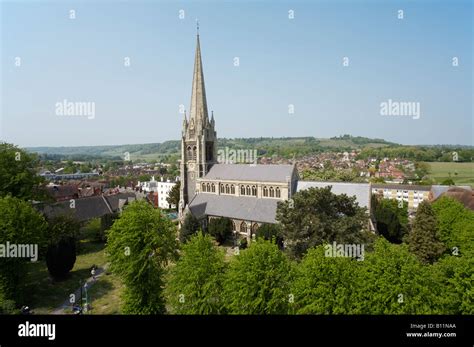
xmin=179 ymin=29 xmax=217 ymax=218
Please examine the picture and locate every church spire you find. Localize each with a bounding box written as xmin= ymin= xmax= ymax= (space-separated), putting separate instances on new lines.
xmin=189 ymin=24 xmax=209 ymax=127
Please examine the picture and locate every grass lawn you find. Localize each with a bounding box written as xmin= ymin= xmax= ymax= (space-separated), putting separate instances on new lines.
xmin=425 ymin=162 xmax=474 ymax=187
xmin=88 ymin=271 xmax=123 ymax=315
xmin=22 ymin=241 xmax=108 ymax=314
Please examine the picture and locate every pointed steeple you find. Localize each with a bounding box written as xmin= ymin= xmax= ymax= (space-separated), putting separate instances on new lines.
xmin=182 ymin=110 xmax=188 ymax=133
xmin=189 ymin=27 xmax=209 ymax=127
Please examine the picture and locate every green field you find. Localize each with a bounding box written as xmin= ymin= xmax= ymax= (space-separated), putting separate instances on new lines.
xmin=22 ymin=241 xmax=107 ymax=314
xmin=425 ymin=162 xmax=474 ymax=187
xmin=22 ymin=237 xmax=124 ymax=315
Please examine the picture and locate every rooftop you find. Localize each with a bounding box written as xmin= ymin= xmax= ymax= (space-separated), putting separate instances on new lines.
xmin=371 ymin=183 xmax=432 ymax=191
xmin=203 ymin=164 xmax=295 ymax=183
xmin=297 ymin=181 xmax=371 ymax=209
xmin=189 ymin=193 xmax=280 ymax=224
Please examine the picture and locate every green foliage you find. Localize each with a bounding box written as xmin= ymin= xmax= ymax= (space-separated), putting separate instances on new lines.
xmin=255 ymin=223 xmax=283 ymax=248
xmin=351 ymin=238 xmax=441 ymax=314
xmin=180 ymin=213 xmax=200 ymax=243
xmin=99 ymin=214 xmax=118 ymax=242
xmin=166 ymin=181 xmax=180 ymax=211
xmin=45 ymin=216 xmax=80 ymax=279
xmin=207 ymin=217 xmax=233 ymax=245
xmin=106 ymin=200 xmax=178 ymax=314
xmin=276 ymin=186 xmax=371 ymax=259
xmin=406 ymin=201 xmax=444 ymax=264
xmin=301 ymin=168 xmax=363 ymax=182
xmin=431 ymin=196 xmax=474 ymax=257
xmin=356 ymin=146 xmax=474 ymax=163
xmin=46 ymin=238 xmax=76 ymax=279
xmin=0 ymin=196 xmax=48 ymax=309
xmin=291 ymin=246 xmax=360 ymax=314
xmin=223 ymin=239 xmax=293 ymax=314
xmin=414 ymin=161 xmax=431 ymax=179
xmin=372 ymin=196 xmax=408 ymax=243
xmin=432 ymin=255 xmax=473 ymax=314
xmin=369 ymin=177 xmax=386 ymax=183
xmin=165 ymin=232 xmax=226 ymax=314
xmin=47 ymin=215 xmax=80 ymax=245
xmin=138 ymin=174 xmax=152 ymax=182
xmin=81 ymin=218 xmax=102 ymax=241
xmin=441 ymin=178 xmax=455 ymax=186
xmin=0 ymin=143 xmax=45 ymax=200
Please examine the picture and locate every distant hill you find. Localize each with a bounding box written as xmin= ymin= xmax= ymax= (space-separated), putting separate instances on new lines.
xmin=26 ymin=136 xmax=396 ymax=161
xmin=27 ymin=141 xmax=181 ymax=161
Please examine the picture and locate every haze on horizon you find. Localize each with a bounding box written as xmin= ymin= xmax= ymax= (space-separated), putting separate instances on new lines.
xmin=1 ymin=1 xmax=472 ymax=148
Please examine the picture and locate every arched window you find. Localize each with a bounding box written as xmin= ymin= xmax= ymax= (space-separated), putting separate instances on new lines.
xmin=211 ymin=183 xmax=215 ymax=192
xmin=269 ymin=187 xmax=275 ymax=197
xmin=246 ymin=185 xmax=251 ymax=195
xmin=187 ymin=146 xmax=192 ymax=160
xmin=240 ymin=221 xmax=247 ymax=234
xmin=231 ymin=185 xmax=235 ymax=194
xmin=252 ymin=185 xmax=257 ymax=196
xmin=240 ymin=185 xmax=245 ymax=195
xmin=207 ymin=183 xmax=211 ymax=192
xmin=276 ymin=187 xmax=281 ymax=198
xmin=192 ymin=146 xmax=197 ymax=160
xmin=225 ymin=184 xmax=230 ymax=194
xmin=202 ymin=183 xmax=206 ymax=192
xmin=220 ymin=184 xmax=224 ymax=194
xmin=263 ymin=186 xmax=268 ymax=197
xmin=252 ymin=223 xmax=259 ymax=234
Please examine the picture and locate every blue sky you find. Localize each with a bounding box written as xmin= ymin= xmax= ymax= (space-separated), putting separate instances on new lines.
xmin=1 ymin=0 xmax=472 ymax=147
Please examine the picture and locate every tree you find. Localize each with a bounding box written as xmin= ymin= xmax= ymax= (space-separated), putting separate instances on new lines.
xmin=106 ymin=200 xmax=178 ymax=314
xmin=291 ymin=246 xmax=359 ymax=314
xmin=138 ymin=174 xmax=152 ymax=182
xmin=0 ymin=143 xmax=45 ymax=201
xmin=165 ymin=232 xmax=226 ymax=314
xmin=406 ymin=201 xmax=444 ymax=264
xmin=440 ymin=178 xmax=455 ymax=186
xmin=0 ymin=196 xmax=48 ymax=309
xmin=351 ymin=238 xmax=441 ymax=314
xmin=431 ymin=196 xmax=474 ymax=257
xmin=414 ymin=161 xmax=430 ymax=180
xmin=223 ymin=239 xmax=293 ymax=314
xmin=207 ymin=217 xmax=233 ymax=245
xmin=45 ymin=215 xmax=80 ymax=279
xmin=255 ymin=223 xmax=283 ymax=249
xmin=276 ymin=186 xmax=371 ymax=259
xmin=372 ymin=196 xmax=408 ymax=244
xmin=167 ymin=181 xmax=180 ymax=211
xmin=46 ymin=239 xmax=76 ymax=279
xmin=432 ymin=255 xmax=474 ymax=314
xmin=100 ymin=213 xmax=119 ymax=242
xmin=179 ymin=213 xmax=200 ymax=243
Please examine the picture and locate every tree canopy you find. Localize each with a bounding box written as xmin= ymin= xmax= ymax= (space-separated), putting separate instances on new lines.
xmin=276 ymin=186 xmax=371 ymax=259
xmin=165 ymin=232 xmax=226 ymax=314
xmin=106 ymin=200 xmax=178 ymax=314
xmin=166 ymin=181 xmax=180 ymax=211
xmin=0 ymin=143 xmax=45 ymax=201
xmin=207 ymin=217 xmax=233 ymax=245
xmin=0 ymin=196 xmax=48 ymax=311
xmin=223 ymin=239 xmax=293 ymax=314
xmin=180 ymin=213 xmax=200 ymax=243
xmin=291 ymin=246 xmax=359 ymax=314
xmin=372 ymin=196 xmax=408 ymax=244
xmin=406 ymin=201 xmax=444 ymax=264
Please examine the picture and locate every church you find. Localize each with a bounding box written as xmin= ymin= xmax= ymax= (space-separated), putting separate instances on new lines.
xmin=178 ymin=31 xmax=371 ymax=241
